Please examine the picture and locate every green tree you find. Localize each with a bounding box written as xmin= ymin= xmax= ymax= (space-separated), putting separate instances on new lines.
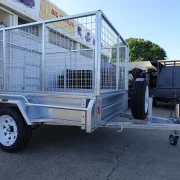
xmin=126 ymin=38 xmax=167 ymax=62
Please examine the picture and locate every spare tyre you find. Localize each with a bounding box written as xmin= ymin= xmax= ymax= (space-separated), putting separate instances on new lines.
xmin=131 ymin=78 xmax=149 ymax=120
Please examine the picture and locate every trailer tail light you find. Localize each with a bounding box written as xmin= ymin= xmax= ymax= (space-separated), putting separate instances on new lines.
xmin=97 ymin=106 xmax=101 ymax=114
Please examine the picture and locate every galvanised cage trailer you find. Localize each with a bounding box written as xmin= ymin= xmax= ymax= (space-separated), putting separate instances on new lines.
xmin=0 ymin=10 xmax=179 ymax=152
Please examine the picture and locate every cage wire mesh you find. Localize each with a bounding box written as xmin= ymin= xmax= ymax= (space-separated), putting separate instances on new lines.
xmin=119 ymin=46 xmax=127 ymax=91
xmin=0 ymin=12 xmax=128 ymax=94
xmin=101 ymin=18 xmax=117 ymax=91
xmin=101 ymin=17 xmax=128 ymax=92
xmin=45 ymin=15 xmax=96 ymax=93
xmin=4 ymin=24 xmax=42 ymax=92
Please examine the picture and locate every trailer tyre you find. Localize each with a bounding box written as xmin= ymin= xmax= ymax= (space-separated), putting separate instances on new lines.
xmin=131 ymin=78 xmax=149 ymax=120
xmin=0 ymin=108 xmax=32 ymax=152
xmin=169 ymin=134 xmax=179 ymax=146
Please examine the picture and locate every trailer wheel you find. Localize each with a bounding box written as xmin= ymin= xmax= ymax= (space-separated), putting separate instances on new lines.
xmin=169 ymin=134 xmax=179 ymax=146
xmin=131 ymin=78 xmax=149 ymax=120
xmin=0 ymin=108 xmax=32 ymax=152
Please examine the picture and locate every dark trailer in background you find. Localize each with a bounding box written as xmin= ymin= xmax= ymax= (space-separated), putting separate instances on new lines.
xmin=149 ymin=57 xmax=180 ymax=104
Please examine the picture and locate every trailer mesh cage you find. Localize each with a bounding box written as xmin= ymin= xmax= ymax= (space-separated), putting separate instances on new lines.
xmin=0 ymin=11 xmax=128 ymax=95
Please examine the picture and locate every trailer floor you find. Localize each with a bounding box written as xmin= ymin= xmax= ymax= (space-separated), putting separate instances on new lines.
xmin=0 ymin=102 xmax=179 ymax=180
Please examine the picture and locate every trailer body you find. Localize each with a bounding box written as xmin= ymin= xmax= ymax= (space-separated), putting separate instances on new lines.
xmin=0 ymin=10 xmax=129 ymax=133
xmin=151 ymin=59 xmax=180 ymax=98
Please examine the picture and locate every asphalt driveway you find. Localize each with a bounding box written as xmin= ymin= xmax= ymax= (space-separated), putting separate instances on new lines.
xmin=0 ymin=103 xmax=180 ymax=180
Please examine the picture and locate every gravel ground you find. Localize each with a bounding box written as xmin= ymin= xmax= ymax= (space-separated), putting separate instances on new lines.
xmin=0 ymin=102 xmax=180 ymax=180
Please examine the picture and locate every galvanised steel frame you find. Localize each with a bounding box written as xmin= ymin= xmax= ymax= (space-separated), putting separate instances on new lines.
xmin=0 ymin=10 xmax=129 ymax=133
xmin=1 ymin=10 xmax=179 ymax=137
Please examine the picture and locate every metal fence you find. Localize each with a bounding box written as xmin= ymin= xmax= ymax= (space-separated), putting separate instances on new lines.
xmin=0 ymin=10 xmax=128 ymax=95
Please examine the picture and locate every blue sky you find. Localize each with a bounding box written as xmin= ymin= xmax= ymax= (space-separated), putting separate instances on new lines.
xmin=50 ymin=0 xmax=180 ymax=59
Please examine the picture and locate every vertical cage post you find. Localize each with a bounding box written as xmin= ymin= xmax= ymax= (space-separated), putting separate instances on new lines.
xmin=125 ymin=45 xmax=129 ymax=90
xmin=41 ymin=22 xmax=46 ymax=92
xmin=3 ymin=30 xmax=6 ymax=90
xmin=116 ymin=37 xmax=120 ymax=90
xmin=94 ymin=11 xmax=102 ymax=96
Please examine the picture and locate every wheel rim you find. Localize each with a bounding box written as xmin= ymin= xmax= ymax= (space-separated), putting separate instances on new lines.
xmin=0 ymin=115 xmax=18 ymax=146
xmin=145 ymin=86 xmax=149 ymax=113
xmin=170 ymin=136 xmax=175 ymax=144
